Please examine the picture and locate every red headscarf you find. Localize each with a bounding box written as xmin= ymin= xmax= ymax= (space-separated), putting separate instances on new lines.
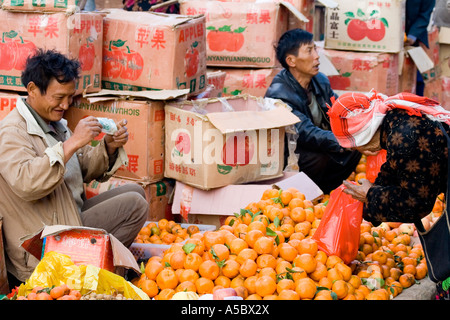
xmin=327 ymin=90 xmax=450 ymax=148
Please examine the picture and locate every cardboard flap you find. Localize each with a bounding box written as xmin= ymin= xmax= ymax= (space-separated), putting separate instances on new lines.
xmin=439 ymin=27 xmax=450 ymax=44
xmin=206 ymin=106 xmax=300 ymax=134
xmin=172 ymin=172 xmax=323 ymax=216
xmin=83 ymin=89 xmax=190 ymax=103
xmin=104 ymin=8 xmax=199 ymax=27
xmin=407 ymin=46 xmax=434 ymax=73
xmin=318 ymin=51 xmax=339 ymax=76
xmin=280 ymin=1 xmax=309 ymax=22
xmin=109 ymin=234 xmax=140 ymax=273
xmin=316 ymin=0 xmax=338 ymax=8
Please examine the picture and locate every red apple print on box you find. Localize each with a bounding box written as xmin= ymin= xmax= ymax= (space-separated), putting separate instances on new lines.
xmin=185 ymin=41 xmax=199 ymax=77
xmin=0 ymin=30 xmax=37 ymax=71
xmin=222 ymin=132 xmax=255 ymax=167
xmin=79 ymin=37 xmax=96 ymax=71
xmin=345 ymin=8 xmax=388 ymax=42
xmin=206 ymin=25 xmax=246 ymax=52
xmin=174 ymin=131 xmax=191 ymax=156
xmin=328 ymin=71 xmax=352 ymax=90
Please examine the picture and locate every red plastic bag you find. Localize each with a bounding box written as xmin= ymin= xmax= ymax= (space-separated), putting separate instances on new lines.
xmin=366 ymin=149 xmax=387 ymax=183
xmin=312 ymin=184 xmax=363 ymax=264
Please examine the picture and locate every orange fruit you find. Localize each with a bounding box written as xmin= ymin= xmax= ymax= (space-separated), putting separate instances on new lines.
xmin=256 ymin=253 xmax=277 ymax=269
xmin=325 ymin=255 xmax=343 ymax=269
xmin=234 ymin=286 xmax=249 ymax=299
xmin=234 ymin=223 xmax=249 ymax=239
xmin=331 ymin=279 xmax=348 ymax=299
xmin=199 ymin=260 xmax=220 ymax=280
xmin=295 ymin=277 xmax=317 ymax=300
xmin=145 ymin=260 xmax=164 ymax=280
xmin=195 ymin=277 xmax=214 ymax=295
xmin=222 ymin=259 xmax=241 ymax=279
xmin=203 ymin=231 xmax=225 ymax=249
xmin=293 ymin=253 xmax=317 ymax=273
xmin=255 ymin=275 xmax=277 ymax=297
xmin=245 ymin=229 xmax=265 ymax=248
xmin=254 ymin=236 xmax=275 ymax=255
xmin=229 ymin=238 xmax=249 ymax=256
xmin=278 ymin=289 xmax=300 ymax=300
xmin=262 ymin=188 xmax=280 ymax=200
xmin=335 ymin=262 xmax=352 ymax=282
xmin=155 ymin=288 xmax=175 ymax=300
xmin=294 ymin=221 xmax=312 ymax=236
xmin=230 ymin=275 xmax=245 ymax=289
xmin=314 ymin=289 xmax=335 ymax=300
xmin=415 ymin=263 xmax=428 ymax=280
xmin=277 ymin=278 xmax=295 ymax=294
xmin=169 ymin=250 xmax=187 ymax=270
xmin=279 ymin=243 xmax=298 ymax=262
xmin=239 ymin=259 xmax=258 ymax=278
xmin=315 ymin=250 xmax=328 ymax=264
xmin=318 ymin=277 xmax=333 ymax=290
xmin=214 ymin=275 xmax=231 ymax=288
xmin=176 ymin=280 xmax=197 ymax=293
xmin=236 ymin=248 xmax=258 ymax=265
xmin=309 ymin=261 xmax=328 ymax=282
xmin=280 ymin=190 xmax=293 ymax=206
xmin=244 ymin=275 xmax=258 ymax=294
xmin=156 ymin=268 xmax=178 ymax=290
xmin=296 ymin=238 xmax=318 ymax=256
xmin=178 ymin=268 xmax=199 ymax=283
xmin=399 ymin=273 xmax=416 ymax=288
xmin=290 ymin=207 xmax=306 ymax=223
xmin=184 ymin=252 xmax=203 ymax=272
xmin=211 ymin=243 xmax=230 ymax=262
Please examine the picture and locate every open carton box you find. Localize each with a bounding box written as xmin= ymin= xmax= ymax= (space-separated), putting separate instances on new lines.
xmin=20 ymin=225 xmax=141 ymax=275
xmin=171 ymin=171 xmax=323 ymax=228
xmin=164 ymin=94 xmax=300 ymax=190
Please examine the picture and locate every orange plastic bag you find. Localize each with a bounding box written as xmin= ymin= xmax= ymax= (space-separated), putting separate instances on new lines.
xmin=366 ymin=149 xmax=387 ymax=183
xmin=312 ymin=184 xmax=363 ymax=264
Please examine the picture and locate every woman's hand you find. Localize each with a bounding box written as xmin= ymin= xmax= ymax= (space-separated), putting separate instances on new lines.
xmin=342 ymin=179 xmax=373 ymax=203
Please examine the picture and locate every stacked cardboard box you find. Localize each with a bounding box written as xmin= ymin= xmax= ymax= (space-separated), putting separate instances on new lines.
xmin=101 ymin=9 xmax=208 ymax=96
xmin=322 ymin=0 xmax=406 ymax=96
xmin=0 ymin=7 xmax=103 ymax=95
xmin=64 ymin=89 xmax=189 ymax=221
xmin=180 ymin=0 xmax=314 ymax=98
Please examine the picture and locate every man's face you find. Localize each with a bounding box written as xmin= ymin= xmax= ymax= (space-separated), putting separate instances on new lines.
xmin=30 ymin=78 xmax=76 ymax=123
xmin=287 ymin=42 xmax=320 ymax=78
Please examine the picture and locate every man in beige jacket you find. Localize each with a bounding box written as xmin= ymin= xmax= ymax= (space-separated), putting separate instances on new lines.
xmin=1 ymin=49 xmax=148 ymax=287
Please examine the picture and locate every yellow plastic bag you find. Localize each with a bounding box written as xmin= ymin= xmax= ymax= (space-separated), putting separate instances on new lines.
xmin=18 ymin=251 xmax=149 ymax=300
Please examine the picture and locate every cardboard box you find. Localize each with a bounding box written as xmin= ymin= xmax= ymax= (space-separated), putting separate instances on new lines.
xmin=171 ymin=171 xmax=323 ymax=228
xmin=180 ymin=0 xmax=308 ymax=68
xmin=0 ymin=11 xmax=103 ymax=94
xmin=423 ymin=77 xmax=442 ymax=104
xmin=324 ymin=0 xmax=405 ymax=53
xmin=439 ymin=27 xmax=450 ymax=77
xmin=129 ymin=221 xmax=216 ymax=260
xmin=421 ymin=25 xmax=441 ymax=83
xmin=398 ymin=51 xmax=417 ymax=93
xmin=206 ymin=70 xmax=227 ymax=98
xmin=208 ymin=67 xmax=282 ymax=98
xmin=164 ymin=94 xmax=300 ymax=190
xmin=0 ymin=218 xmax=9 ymax=295
xmin=319 ymin=48 xmax=399 ymax=95
xmin=102 ymin=9 xmax=207 ymax=96
xmin=21 ymin=225 xmax=141 ymax=274
xmin=0 ymin=91 xmax=25 ymax=121
xmin=1 ymin=0 xmax=78 ymax=13
xmin=441 ymin=76 xmax=450 ymax=110
xmin=84 ymin=177 xmax=175 ymax=222
xmin=64 ymin=89 xmax=189 ymax=182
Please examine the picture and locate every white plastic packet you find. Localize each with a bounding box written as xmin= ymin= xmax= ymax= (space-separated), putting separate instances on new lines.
xmin=97 ymin=117 xmax=118 ymax=135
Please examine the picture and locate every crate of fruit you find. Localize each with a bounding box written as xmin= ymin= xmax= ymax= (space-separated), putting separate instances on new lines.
xmin=130 ymin=221 xmax=216 ymax=260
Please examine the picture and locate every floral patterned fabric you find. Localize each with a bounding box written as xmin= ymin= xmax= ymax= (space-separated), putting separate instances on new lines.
xmin=123 ymin=0 xmax=179 ymax=13
xmin=364 ymin=109 xmax=449 ymax=225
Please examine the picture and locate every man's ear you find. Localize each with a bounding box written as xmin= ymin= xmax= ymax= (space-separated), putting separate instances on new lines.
xmin=26 ymin=81 xmax=39 ymax=98
xmin=285 ymin=54 xmax=296 ymax=68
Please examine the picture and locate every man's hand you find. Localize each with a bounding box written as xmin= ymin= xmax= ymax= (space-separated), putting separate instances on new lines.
xmin=104 ymin=119 xmax=129 ymax=155
xmin=342 ymin=179 xmax=373 ymax=203
xmin=63 ymin=116 xmax=102 ymax=163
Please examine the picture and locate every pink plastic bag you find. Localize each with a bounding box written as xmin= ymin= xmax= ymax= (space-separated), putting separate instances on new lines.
xmin=366 ymin=149 xmax=387 ymax=183
xmin=312 ymin=184 xmax=363 ymax=264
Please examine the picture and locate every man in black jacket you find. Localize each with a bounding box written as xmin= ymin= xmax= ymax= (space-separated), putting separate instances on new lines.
xmin=265 ymin=29 xmax=362 ymax=194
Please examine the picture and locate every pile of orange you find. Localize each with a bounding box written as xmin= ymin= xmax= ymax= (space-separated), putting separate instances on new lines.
xmin=132 ymin=185 xmax=432 ymax=300
xmin=134 ymin=219 xmax=200 ymax=245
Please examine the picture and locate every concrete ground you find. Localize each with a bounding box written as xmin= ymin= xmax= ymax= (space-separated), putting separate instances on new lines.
xmin=393 ymin=276 xmax=437 ymax=300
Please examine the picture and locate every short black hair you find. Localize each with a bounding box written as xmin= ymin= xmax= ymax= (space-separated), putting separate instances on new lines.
xmin=21 ymin=48 xmax=81 ymax=94
xmin=275 ymin=29 xmax=314 ymax=70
